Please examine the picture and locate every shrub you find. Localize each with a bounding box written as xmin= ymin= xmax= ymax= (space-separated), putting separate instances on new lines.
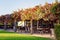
xmin=0 ymin=23 xmax=4 ymax=25
xmin=55 ymin=24 xmax=60 ymax=40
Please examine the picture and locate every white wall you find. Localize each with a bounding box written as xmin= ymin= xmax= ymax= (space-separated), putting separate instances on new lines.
xmin=18 ymin=21 xmax=24 ymax=27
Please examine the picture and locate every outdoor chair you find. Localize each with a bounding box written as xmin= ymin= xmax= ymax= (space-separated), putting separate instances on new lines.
xmin=42 ymin=27 xmax=51 ymax=34
xmin=37 ymin=26 xmax=44 ymax=34
xmin=37 ymin=27 xmax=44 ymax=34
xmin=37 ymin=25 xmax=51 ymax=34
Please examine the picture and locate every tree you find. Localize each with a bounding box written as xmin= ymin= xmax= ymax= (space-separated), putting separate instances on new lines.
xmin=11 ymin=11 xmax=19 ymax=32
xmin=1 ymin=15 xmax=8 ymax=30
xmin=2 ymin=16 xmax=6 ymax=30
xmin=51 ymin=3 xmax=60 ymax=24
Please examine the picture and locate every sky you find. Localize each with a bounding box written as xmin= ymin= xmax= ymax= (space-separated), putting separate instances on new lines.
xmin=0 ymin=0 xmax=59 ymax=15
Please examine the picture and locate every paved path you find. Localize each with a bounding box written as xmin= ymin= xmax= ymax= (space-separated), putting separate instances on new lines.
xmin=32 ymin=34 xmax=54 ymax=38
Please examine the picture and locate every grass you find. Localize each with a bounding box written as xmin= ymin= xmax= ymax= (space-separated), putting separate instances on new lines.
xmin=0 ymin=30 xmax=51 ymax=40
xmin=0 ymin=30 xmax=15 ymax=33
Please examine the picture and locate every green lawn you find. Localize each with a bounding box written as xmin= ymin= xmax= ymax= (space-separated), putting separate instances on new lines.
xmin=0 ymin=30 xmax=51 ymax=40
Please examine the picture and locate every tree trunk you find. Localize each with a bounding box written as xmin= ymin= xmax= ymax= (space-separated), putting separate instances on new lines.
xmin=4 ymin=21 xmax=7 ymax=30
xmin=37 ymin=20 xmax=38 ymax=29
xmin=30 ymin=20 xmax=33 ymax=34
xmin=13 ymin=26 xmax=17 ymax=32
xmin=13 ymin=20 xmax=17 ymax=32
xmin=24 ymin=21 xmax=27 ymax=32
